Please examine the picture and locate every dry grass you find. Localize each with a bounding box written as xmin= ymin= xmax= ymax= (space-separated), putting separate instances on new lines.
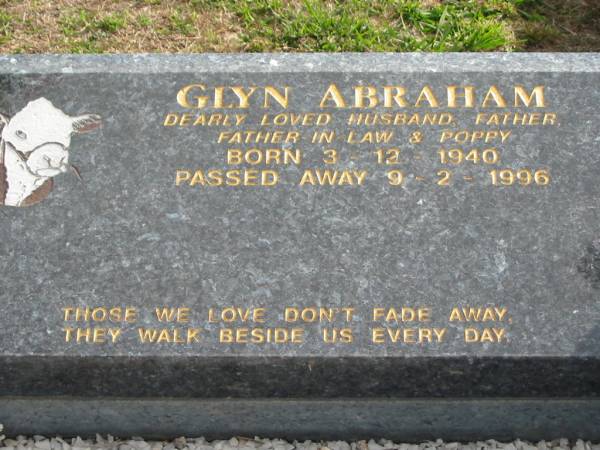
xmin=1 ymin=0 xmax=244 ymax=53
xmin=0 ymin=0 xmax=598 ymax=53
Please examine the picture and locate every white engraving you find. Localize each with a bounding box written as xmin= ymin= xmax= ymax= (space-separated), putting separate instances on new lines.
xmin=0 ymin=98 xmax=101 ymax=207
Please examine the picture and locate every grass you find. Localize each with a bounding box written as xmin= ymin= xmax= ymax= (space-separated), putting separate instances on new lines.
xmin=518 ymin=0 xmax=600 ymax=51
xmin=167 ymin=9 xmax=197 ymax=35
xmin=0 ymin=11 xmax=13 ymax=45
xmin=56 ymin=9 xmax=128 ymax=52
xmin=0 ymin=0 xmax=597 ymax=53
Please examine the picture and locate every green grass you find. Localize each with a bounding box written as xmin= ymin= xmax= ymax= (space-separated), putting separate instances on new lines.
xmin=0 ymin=0 xmax=597 ymax=53
xmin=167 ymin=9 xmax=197 ymax=35
xmin=136 ymin=14 xmax=154 ymax=28
xmin=59 ymin=9 xmax=127 ymax=36
xmin=58 ymin=9 xmax=127 ymax=52
xmin=0 ymin=11 xmax=14 ymax=45
xmin=96 ymin=13 xmax=127 ymax=33
xmin=223 ymin=0 xmax=519 ymax=51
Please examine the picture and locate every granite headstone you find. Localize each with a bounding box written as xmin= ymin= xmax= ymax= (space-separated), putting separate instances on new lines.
xmin=0 ymin=53 xmax=599 ymax=440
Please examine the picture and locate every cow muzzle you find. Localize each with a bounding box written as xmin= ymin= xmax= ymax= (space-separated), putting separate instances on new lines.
xmin=25 ymin=142 xmax=70 ymax=177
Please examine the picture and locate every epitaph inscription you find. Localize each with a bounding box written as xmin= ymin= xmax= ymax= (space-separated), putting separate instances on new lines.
xmin=0 ymin=54 xmax=599 ymax=360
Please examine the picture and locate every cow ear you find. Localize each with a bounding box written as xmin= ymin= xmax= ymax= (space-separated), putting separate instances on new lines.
xmin=72 ymin=114 xmax=102 ymax=134
xmin=0 ymin=112 xmax=9 ymax=130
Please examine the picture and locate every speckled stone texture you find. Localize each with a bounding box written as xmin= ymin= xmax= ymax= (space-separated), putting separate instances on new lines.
xmin=1 ymin=431 xmax=598 ymax=450
xmin=0 ymin=54 xmax=599 ymax=438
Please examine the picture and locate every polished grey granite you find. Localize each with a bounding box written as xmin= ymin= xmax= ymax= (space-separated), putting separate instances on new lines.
xmin=1 ymin=53 xmax=600 ymax=73
xmin=0 ymin=53 xmax=599 ymax=437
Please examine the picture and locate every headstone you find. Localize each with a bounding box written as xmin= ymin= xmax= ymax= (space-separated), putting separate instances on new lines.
xmin=1 ymin=54 xmax=600 ymax=440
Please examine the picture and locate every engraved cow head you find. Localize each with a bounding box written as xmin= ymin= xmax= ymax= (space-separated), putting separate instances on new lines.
xmin=0 ymin=98 xmax=102 ymax=207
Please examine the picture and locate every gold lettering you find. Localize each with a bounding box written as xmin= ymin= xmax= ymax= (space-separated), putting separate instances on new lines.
xmin=219 ymin=327 xmax=304 ymax=344
xmin=514 ymin=85 xmax=546 ymax=107
xmin=482 ymin=85 xmax=508 ymax=108
xmin=320 ymin=84 xmax=347 ymax=108
xmin=177 ymin=84 xmax=207 ymax=108
xmin=447 ymin=86 xmax=475 ymax=108
xmin=230 ymin=86 xmax=258 ymax=108
xmin=414 ymin=86 xmax=439 ymax=108
xmin=371 ymin=327 xmax=446 ymax=344
xmin=354 ymin=86 xmax=378 ymax=108
xmin=264 ymin=86 xmax=290 ymax=108
xmin=154 ymin=307 xmax=190 ymax=323
xmin=383 ymin=86 xmax=407 ymax=107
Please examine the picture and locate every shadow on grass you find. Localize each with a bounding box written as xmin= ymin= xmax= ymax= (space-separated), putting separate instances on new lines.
xmin=518 ymin=0 xmax=600 ymax=51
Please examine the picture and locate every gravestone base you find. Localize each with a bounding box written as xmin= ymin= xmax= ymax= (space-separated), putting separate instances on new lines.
xmin=2 ymin=398 xmax=600 ymax=442
xmin=1 ymin=54 xmax=600 ymax=440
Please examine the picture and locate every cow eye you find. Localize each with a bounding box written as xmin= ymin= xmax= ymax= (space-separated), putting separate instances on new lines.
xmin=15 ymin=130 xmax=27 ymax=140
